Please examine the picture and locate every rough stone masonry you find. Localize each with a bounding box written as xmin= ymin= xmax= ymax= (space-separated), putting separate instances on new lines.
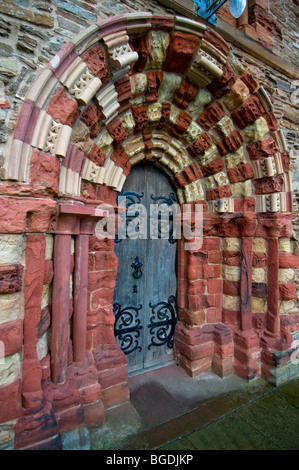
xmin=0 ymin=0 xmax=298 ymax=451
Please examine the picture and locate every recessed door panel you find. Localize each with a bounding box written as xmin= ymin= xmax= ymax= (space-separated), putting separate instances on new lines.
xmin=113 ymin=164 xmax=178 ymax=375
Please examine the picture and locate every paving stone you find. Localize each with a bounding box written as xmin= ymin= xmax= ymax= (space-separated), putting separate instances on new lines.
xmin=181 ymin=413 xmax=281 ymax=450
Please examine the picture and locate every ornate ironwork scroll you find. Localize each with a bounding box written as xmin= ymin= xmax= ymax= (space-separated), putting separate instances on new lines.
xmin=147 ymin=295 xmax=177 ymax=350
xmin=150 ymin=192 xmax=179 ymax=244
xmin=113 ymin=303 xmax=143 ymax=355
xmin=115 ymin=191 xmax=145 ymax=243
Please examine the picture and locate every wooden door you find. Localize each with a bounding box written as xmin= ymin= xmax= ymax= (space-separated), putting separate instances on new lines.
xmin=113 ymin=164 xmax=178 ymax=375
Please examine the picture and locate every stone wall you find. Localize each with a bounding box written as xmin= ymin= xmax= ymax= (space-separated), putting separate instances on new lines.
xmin=0 ymin=0 xmax=298 ymax=451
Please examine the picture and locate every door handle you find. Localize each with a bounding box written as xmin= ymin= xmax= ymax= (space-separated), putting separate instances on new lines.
xmin=131 ymin=256 xmax=143 ymax=279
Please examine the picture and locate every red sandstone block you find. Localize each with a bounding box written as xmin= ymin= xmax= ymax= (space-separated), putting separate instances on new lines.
xmin=157 ymin=102 xmax=171 ymax=129
xmin=0 ymin=264 xmax=23 ymax=294
xmin=234 ymin=197 xmax=256 ymax=214
xmin=202 ymin=237 xmax=221 ymax=250
xmin=107 ymin=117 xmax=126 ymax=144
xmin=187 ymin=132 xmax=212 ymax=157
xmin=90 ymin=288 xmax=114 ymax=310
xmin=279 ymin=283 xmax=297 ymax=300
xmin=114 ymin=75 xmax=132 ymax=113
xmin=208 ymin=250 xmax=222 ymax=264
xmin=173 ymin=77 xmax=199 ymax=109
xmin=196 ymin=100 xmax=226 ymax=131
xmin=55 ymin=405 xmax=84 ymax=434
xmin=208 ymin=61 xmax=237 ymax=98
xmin=227 ymin=162 xmax=254 ymax=184
xmin=252 ymin=282 xmax=268 ymax=298
xmin=281 ymin=151 xmax=291 ymax=173
xmin=216 ymin=129 xmax=245 ymax=156
xmin=96 ymin=363 xmax=128 ymax=390
xmin=186 ymin=293 xmax=214 ymax=310
xmin=0 ymin=380 xmax=21 ymax=422
xmin=187 ymin=279 xmax=206 ymax=295
xmin=214 ymin=342 xmax=234 ymax=359
xmin=169 ymin=110 xmax=193 ymax=139
xmin=206 ymin=307 xmax=221 ymax=323
xmin=163 ymin=31 xmax=199 ymax=73
xmin=222 ymin=308 xmax=239 ymax=326
xmin=47 ymin=88 xmax=79 ymax=127
xmin=234 ymin=344 xmax=260 ymax=365
xmin=0 ymin=100 xmax=10 ymax=109
xmin=13 ymin=100 xmax=39 ymax=144
xmin=88 ymin=142 xmax=106 ymax=167
xmin=252 ymin=313 xmax=267 ymax=330
xmin=151 ymin=15 xmax=174 ymax=30
xmin=88 ymin=270 xmax=116 ymax=292
xmin=91 ymin=323 xmax=116 ymax=346
xmin=264 ymin=111 xmax=279 ymax=131
xmin=222 ymin=250 xmax=241 ymax=266
xmin=255 ymin=214 xmax=293 ymax=239
xmin=175 ymin=337 xmax=214 ymax=362
xmin=93 ymin=251 xmax=118 ymax=271
xmin=110 ymin=147 xmax=131 ymax=175
xmin=89 ymin=236 xmax=115 ymax=253
xmin=240 ymin=71 xmax=258 ymax=93
xmin=280 ymin=314 xmax=299 ymax=334
xmin=82 ymin=44 xmax=109 ymax=84
xmin=246 ymin=136 xmax=277 ymax=160
xmin=253 ymin=252 xmax=267 ymax=267
xmin=206 ymin=185 xmax=232 ymax=201
xmin=201 ymin=157 xmax=224 ymax=177
xmin=0 ymin=319 xmax=23 ymax=356
xmin=203 ymin=28 xmax=230 ymax=55
xmin=223 ymin=279 xmax=240 ymax=297
xmin=93 ymin=343 xmax=127 ymax=371
xmin=234 ymin=360 xmax=260 ymax=381
xmin=279 ymin=254 xmax=299 ymax=269
xmin=231 ymin=95 xmax=265 ymax=128
xmin=81 ymin=104 xmax=102 ymax=139
xmin=81 ymin=181 xmax=97 ymax=200
xmin=30 ymin=149 xmax=60 ymax=190
xmin=254 ymin=175 xmax=284 ymax=195
xmin=132 ymin=104 xmax=149 ymax=132
xmin=207 ymin=278 xmax=221 ymax=294
xmin=175 ymin=163 xmax=203 ymax=187
xmin=234 ymin=330 xmax=260 ymax=350
xmin=146 ymin=71 xmax=163 ymax=102
xmin=203 ymin=264 xmax=221 ymax=279
xmin=188 ymin=250 xmax=208 ymax=266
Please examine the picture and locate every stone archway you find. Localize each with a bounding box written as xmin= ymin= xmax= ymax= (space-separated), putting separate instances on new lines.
xmin=2 ymin=12 xmax=298 ymax=449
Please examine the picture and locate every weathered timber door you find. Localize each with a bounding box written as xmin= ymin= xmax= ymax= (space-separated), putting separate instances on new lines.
xmin=113 ymin=164 xmax=178 ymax=375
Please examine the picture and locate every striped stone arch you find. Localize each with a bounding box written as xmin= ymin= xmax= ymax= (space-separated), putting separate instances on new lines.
xmin=7 ymin=12 xmax=293 ymax=215
xmin=1 ymin=12 xmax=298 ymax=451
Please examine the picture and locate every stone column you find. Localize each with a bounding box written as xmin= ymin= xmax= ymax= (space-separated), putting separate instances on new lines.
xmin=240 ymin=237 xmax=253 ymax=331
xmin=51 ymin=209 xmax=80 ymax=384
xmin=73 ymin=217 xmax=94 ymax=363
xmin=266 ymin=237 xmax=280 ymax=335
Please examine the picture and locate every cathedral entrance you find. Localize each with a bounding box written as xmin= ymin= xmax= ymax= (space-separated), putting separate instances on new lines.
xmin=113 ymin=164 xmax=178 ymax=375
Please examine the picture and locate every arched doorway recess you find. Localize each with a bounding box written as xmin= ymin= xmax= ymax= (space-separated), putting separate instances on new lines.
xmin=113 ymin=163 xmax=179 ymax=375
xmin=3 ymin=12 xmax=297 ymax=449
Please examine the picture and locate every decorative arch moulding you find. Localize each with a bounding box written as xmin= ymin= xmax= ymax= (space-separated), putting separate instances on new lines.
xmin=4 ymin=12 xmax=294 ymax=220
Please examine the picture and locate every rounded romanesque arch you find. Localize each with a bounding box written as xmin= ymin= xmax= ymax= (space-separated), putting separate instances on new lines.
xmin=6 ymin=13 xmax=292 ymax=213
xmin=1 ymin=12 xmax=298 ymax=450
